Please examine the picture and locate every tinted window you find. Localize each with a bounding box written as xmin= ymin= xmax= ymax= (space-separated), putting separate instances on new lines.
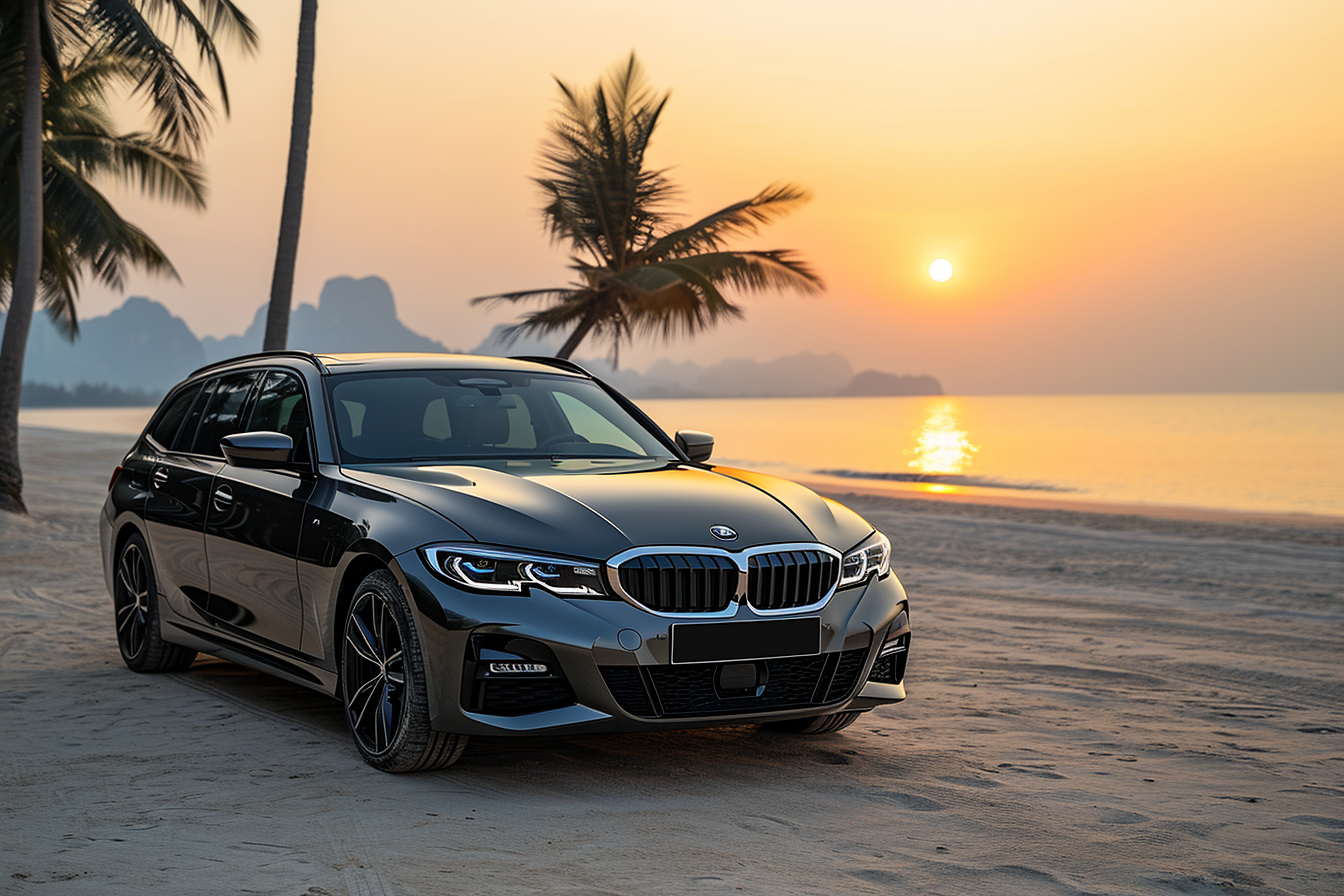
xmin=147 ymin=385 xmax=201 ymax=449
xmin=247 ymin=370 xmax=312 ymax=464
xmin=327 ymin=371 xmax=674 ymax=464
xmin=172 ymin=380 xmax=216 ymax=452
xmin=190 ymin=371 xmax=260 ymax=457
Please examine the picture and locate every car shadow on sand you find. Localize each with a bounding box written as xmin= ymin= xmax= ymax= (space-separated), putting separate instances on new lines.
xmin=170 ymin=655 xmax=866 ymax=782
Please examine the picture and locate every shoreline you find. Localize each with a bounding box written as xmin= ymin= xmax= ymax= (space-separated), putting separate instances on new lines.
xmin=797 ymin=474 xmax=1344 ymax=531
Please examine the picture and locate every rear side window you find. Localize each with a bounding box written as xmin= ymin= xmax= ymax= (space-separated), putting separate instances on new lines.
xmin=171 ymin=382 xmax=215 ymax=452
xmin=190 ymin=371 xmax=260 ymax=457
xmin=147 ymin=385 xmax=201 ymax=449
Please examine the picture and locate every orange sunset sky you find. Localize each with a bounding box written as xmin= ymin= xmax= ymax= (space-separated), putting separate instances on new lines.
xmin=79 ymin=0 xmax=1342 ymax=394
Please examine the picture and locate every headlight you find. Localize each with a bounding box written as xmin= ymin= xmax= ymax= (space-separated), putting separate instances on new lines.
xmin=839 ymin=531 xmax=891 ymax=587
xmin=420 ymin=545 xmax=604 ymax=596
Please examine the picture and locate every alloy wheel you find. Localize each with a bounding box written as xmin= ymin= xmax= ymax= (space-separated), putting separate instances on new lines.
xmin=114 ymin=542 xmax=151 ymax=661
xmin=342 ymin=590 xmax=408 ymax=756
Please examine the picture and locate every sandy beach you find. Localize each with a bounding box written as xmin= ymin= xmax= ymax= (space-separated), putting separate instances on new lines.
xmin=2 ymin=426 xmax=1342 ymax=896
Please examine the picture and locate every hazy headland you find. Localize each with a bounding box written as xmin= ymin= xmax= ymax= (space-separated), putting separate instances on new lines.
xmin=7 ymin=275 xmax=942 ymax=406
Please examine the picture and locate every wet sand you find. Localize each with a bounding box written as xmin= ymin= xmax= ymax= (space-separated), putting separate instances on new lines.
xmin=2 ymin=427 xmax=1342 ymax=895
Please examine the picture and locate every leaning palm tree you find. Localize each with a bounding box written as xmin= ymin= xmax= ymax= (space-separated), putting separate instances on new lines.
xmin=0 ymin=0 xmax=254 ymax=514
xmin=262 ymin=0 xmax=316 ymax=352
xmin=474 ymin=54 xmax=823 ymax=363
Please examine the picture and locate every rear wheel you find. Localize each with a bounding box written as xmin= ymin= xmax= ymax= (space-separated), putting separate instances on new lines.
xmin=762 ymin=710 xmax=865 ymax=734
xmin=340 ymin=570 xmax=467 ymax=772
xmin=113 ymin=533 xmax=196 ymax=672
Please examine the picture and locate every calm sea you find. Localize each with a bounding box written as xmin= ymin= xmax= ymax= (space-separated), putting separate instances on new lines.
xmin=21 ymin=392 xmax=1344 ymax=518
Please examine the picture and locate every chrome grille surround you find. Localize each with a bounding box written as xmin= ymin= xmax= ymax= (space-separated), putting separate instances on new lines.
xmin=605 ymin=543 xmax=843 ymax=618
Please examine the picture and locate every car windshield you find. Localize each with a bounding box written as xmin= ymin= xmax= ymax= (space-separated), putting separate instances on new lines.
xmin=326 ymin=370 xmax=678 ymax=464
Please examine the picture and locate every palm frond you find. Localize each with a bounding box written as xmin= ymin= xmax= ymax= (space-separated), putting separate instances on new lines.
xmin=535 ymin=53 xmax=676 ymax=266
xmin=642 ymin=182 xmax=813 ymax=261
xmin=469 ymin=287 xmax=583 ymax=309
xmin=666 ymin=250 xmax=824 ymax=295
xmin=112 ymin=0 xmax=257 ymax=111
xmin=53 ymin=131 xmax=206 ymax=207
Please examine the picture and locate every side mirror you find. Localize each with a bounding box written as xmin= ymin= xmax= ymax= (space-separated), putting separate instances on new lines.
xmin=221 ymin=431 xmax=294 ymax=468
xmin=675 ymin=429 xmax=714 ymax=463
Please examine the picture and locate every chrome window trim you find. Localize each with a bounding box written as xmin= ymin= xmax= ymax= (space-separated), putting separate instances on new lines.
xmin=604 ymin=542 xmax=843 ymax=618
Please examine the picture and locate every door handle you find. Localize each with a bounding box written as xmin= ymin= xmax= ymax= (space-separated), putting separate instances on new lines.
xmin=151 ymin=467 xmax=169 ymax=490
xmin=212 ymin=484 xmax=234 ymax=512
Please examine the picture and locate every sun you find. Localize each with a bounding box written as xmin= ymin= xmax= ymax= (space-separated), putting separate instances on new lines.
xmin=929 ymin=258 xmax=953 ymax=282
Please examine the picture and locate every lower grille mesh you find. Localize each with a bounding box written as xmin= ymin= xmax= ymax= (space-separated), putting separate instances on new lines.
xmin=479 ymin=678 xmax=576 ymax=716
xmin=602 ymin=648 xmax=869 ymax=718
xmin=599 ymin=667 xmax=655 ymax=717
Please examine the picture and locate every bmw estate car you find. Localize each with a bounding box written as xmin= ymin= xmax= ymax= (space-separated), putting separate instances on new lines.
xmin=100 ymin=352 xmax=911 ymax=772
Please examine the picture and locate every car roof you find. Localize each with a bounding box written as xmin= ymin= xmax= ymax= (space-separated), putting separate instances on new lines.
xmin=315 ymin=353 xmax=581 ymax=376
xmin=187 ymin=351 xmax=587 ymax=381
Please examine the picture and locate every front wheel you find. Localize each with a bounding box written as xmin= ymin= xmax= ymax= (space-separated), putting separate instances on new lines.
xmin=112 ymin=532 xmax=197 ymax=673
xmin=340 ymin=570 xmax=467 ymax=772
xmin=762 ymin=710 xmax=865 ymax=734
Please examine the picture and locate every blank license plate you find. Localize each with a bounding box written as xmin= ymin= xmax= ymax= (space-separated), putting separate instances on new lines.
xmin=670 ymin=618 xmax=821 ymax=665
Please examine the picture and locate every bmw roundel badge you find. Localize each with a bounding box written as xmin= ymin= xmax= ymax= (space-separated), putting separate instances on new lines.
xmin=710 ymin=525 xmax=738 ymax=541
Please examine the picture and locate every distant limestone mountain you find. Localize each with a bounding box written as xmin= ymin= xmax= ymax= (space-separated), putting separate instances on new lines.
xmin=203 ymin=276 xmax=452 ymax=362
xmin=840 ymin=369 xmax=943 ymax=397
xmin=466 ymin=333 xmax=941 ymax=398
xmin=11 ymin=275 xmax=941 ymax=404
xmin=15 ymin=295 xmax=205 ymax=393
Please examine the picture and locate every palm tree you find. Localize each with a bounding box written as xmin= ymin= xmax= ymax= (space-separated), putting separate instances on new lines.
xmin=0 ymin=0 xmax=255 ymax=514
xmin=474 ymin=54 xmax=823 ymax=363
xmin=0 ymin=44 xmax=208 ymax=330
xmin=261 ymin=0 xmax=316 ymax=352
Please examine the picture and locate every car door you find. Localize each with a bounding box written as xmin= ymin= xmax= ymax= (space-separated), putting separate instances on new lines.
xmin=202 ymin=369 xmax=316 ymax=652
xmin=142 ymin=378 xmax=225 ymax=622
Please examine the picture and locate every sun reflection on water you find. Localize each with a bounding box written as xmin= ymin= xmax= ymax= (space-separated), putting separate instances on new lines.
xmin=908 ymin=401 xmax=978 ymax=475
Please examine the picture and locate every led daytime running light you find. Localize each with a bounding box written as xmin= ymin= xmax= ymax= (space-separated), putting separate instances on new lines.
xmin=423 ymin=545 xmax=603 ymax=596
xmin=839 ymin=531 xmax=892 ymax=587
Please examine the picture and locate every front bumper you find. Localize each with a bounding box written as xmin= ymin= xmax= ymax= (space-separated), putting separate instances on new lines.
xmin=397 ymin=555 xmax=910 ymax=737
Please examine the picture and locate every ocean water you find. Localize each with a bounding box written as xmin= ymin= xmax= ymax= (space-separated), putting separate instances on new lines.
xmin=641 ymin=393 xmax=1344 ymax=519
xmin=21 ymin=392 xmax=1344 ymax=518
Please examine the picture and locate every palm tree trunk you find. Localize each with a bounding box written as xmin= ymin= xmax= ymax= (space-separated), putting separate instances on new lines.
xmin=262 ymin=0 xmax=317 ymax=353
xmin=555 ymin=308 xmax=602 ymax=360
xmin=0 ymin=0 xmax=46 ymax=514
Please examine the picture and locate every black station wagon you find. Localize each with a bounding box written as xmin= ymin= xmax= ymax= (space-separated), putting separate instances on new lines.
xmin=100 ymin=352 xmax=911 ymax=771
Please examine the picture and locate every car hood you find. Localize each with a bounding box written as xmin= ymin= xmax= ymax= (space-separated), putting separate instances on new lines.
xmin=340 ymin=459 xmax=873 ymax=560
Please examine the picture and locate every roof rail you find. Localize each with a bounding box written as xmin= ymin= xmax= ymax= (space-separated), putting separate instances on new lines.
xmin=187 ymin=350 xmax=329 ymax=379
xmin=510 ymin=355 xmax=593 ymax=377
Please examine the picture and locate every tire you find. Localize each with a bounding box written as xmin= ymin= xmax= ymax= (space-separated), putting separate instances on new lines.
xmin=340 ymin=570 xmax=468 ymax=772
xmin=762 ymin=710 xmax=865 ymax=735
xmin=113 ymin=533 xmax=197 ymax=673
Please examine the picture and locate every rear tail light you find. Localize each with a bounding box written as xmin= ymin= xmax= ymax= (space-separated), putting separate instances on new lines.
xmin=107 ymin=466 xmax=123 ymax=492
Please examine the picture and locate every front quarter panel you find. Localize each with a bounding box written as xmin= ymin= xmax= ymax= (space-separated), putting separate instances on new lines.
xmin=298 ymin=466 xmax=472 ymax=667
